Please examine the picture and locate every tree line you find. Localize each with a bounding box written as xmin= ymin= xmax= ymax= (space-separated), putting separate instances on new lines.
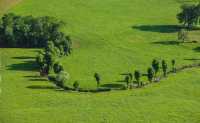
xmin=46 ymin=58 xmax=177 ymax=91
xmin=0 ymin=13 xmax=71 ymax=55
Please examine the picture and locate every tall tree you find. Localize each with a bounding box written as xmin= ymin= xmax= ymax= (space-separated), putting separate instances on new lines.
xmin=134 ymin=70 xmax=141 ymax=87
xmin=162 ymin=60 xmax=168 ymax=77
xmin=94 ymin=73 xmax=101 ymax=88
xmin=152 ymin=59 xmax=160 ymax=78
xmin=172 ymin=59 xmax=176 ymax=73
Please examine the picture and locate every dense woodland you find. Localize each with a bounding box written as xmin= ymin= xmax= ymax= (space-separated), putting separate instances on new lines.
xmin=0 ymin=13 xmax=71 ymax=56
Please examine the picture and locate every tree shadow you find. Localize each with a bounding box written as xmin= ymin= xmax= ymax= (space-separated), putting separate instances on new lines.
xmin=101 ymin=83 xmax=125 ymax=90
xmin=116 ymin=80 xmax=125 ymax=82
xmin=152 ymin=41 xmax=180 ymax=45
xmin=7 ymin=60 xmax=38 ymax=71
xmin=12 ymin=56 xmax=35 ymax=59
xmin=184 ymin=58 xmax=200 ymax=61
xmin=193 ymin=47 xmax=200 ymax=52
xmin=132 ymin=25 xmax=180 ymax=33
xmin=24 ymin=75 xmax=41 ymax=78
xmin=27 ymin=85 xmax=57 ymax=90
xmin=120 ymin=73 xmax=130 ymax=76
xmin=29 ymin=78 xmax=48 ymax=81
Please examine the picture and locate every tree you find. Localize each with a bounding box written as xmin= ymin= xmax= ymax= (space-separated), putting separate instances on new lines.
xmin=162 ymin=60 xmax=168 ymax=77
xmin=172 ymin=59 xmax=176 ymax=73
xmin=177 ymin=4 xmax=200 ymax=29
xmin=147 ymin=68 xmax=154 ymax=83
xmin=94 ymin=73 xmax=101 ymax=88
xmin=152 ymin=59 xmax=160 ymax=78
xmin=53 ymin=62 xmax=64 ymax=74
xmin=178 ymin=29 xmax=188 ymax=43
xmin=44 ymin=51 xmax=56 ymax=73
xmin=36 ymin=52 xmax=44 ymax=68
xmin=40 ymin=64 xmax=49 ymax=76
xmin=125 ymin=75 xmax=130 ymax=89
xmin=134 ymin=70 xmax=141 ymax=87
xmin=73 ymin=81 xmax=80 ymax=91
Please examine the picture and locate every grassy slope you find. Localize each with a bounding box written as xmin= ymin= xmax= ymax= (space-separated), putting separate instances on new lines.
xmin=0 ymin=0 xmax=200 ymax=122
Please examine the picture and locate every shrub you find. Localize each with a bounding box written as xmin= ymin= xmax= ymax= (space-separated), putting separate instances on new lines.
xmin=49 ymin=71 xmax=70 ymax=89
xmin=53 ymin=62 xmax=64 ymax=73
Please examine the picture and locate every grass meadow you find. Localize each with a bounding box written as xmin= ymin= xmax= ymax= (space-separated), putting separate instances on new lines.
xmin=0 ymin=0 xmax=200 ymax=122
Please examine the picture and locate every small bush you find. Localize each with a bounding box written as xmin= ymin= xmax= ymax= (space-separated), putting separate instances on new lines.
xmin=49 ymin=71 xmax=70 ymax=89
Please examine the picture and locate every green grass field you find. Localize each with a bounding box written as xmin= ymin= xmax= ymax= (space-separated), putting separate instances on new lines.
xmin=1 ymin=0 xmax=200 ymax=122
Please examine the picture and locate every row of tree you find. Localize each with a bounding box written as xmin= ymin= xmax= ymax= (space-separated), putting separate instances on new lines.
xmin=123 ymin=59 xmax=176 ymax=88
xmin=0 ymin=13 xmax=71 ymax=55
xmin=46 ymin=59 xmax=177 ymax=91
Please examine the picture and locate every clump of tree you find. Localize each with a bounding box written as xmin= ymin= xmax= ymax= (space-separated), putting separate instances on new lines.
xmin=0 ymin=13 xmax=71 ymax=55
xmin=177 ymin=3 xmax=200 ymax=29
xmin=36 ymin=41 xmax=62 ymax=76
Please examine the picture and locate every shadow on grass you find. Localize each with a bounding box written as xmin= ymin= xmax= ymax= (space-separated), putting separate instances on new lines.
xmin=12 ymin=56 xmax=35 ymax=59
xmin=184 ymin=58 xmax=200 ymax=61
xmin=152 ymin=41 xmax=180 ymax=45
xmin=132 ymin=25 xmax=181 ymax=33
xmin=29 ymin=78 xmax=47 ymax=81
xmin=7 ymin=60 xmax=38 ymax=71
xmin=27 ymin=85 xmax=57 ymax=90
xmin=24 ymin=75 xmax=40 ymax=78
xmin=101 ymin=83 xmax=125 ymax=90
xmin=193 ymin=47 xmax=200 ymax=52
